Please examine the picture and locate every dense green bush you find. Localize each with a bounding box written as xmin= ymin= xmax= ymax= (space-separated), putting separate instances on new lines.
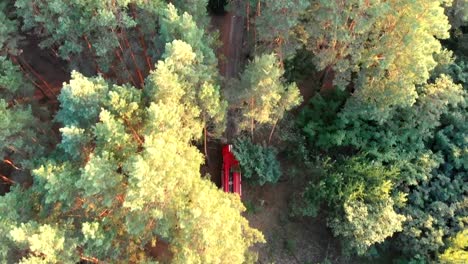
xmin=232 ymin=137 xmax=281 ymax=185
xmin=296 ymin=156 xmax=405 ymax=255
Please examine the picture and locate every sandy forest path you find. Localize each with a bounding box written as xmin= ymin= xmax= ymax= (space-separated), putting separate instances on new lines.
xmin=214 ymin=10 xmax=244 ymax=79
xmin=212 ymin=1 xmax=245 ymax=142
xmin=204 ymin=3 xmax=245 ymax=185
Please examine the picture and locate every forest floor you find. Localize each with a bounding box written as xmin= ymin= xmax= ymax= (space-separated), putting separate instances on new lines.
xmin=243 ymin=179 xmax=347 ymax=264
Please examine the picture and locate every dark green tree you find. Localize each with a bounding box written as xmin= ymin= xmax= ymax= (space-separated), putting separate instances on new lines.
xmin=232 ymin=137 xmax=281 ymax=185
xmin=296 ymin=156 xmax=405 ymax=255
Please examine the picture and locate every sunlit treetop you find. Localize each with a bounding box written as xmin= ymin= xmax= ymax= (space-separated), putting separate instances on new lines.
xmin=0 ymin=39 xmax=263 ymax=263
xmin=299 ymin=0 xmax=452 ymax=118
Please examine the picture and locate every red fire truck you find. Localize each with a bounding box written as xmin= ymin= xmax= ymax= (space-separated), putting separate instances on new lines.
xmin=221 ymin=144 xmax=242 ymax=196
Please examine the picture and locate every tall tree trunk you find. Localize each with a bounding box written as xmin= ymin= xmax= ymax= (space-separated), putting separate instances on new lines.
xmin=204 ymin=125 xmax=209 ymax=165
xmin=257 ymin=1 xmax=261 ymax=16
xmin=246 ymin=2 xmax=250 ymax=32
xmin=14 ymin=56 xmax=55 ymax=97
xmin=268 ymin=119 xmax=278 ymax=144
xmin=250 ymin=97 xmax=255 ymax=140
xmin=111 ymin=28 xmax=137 ymax=85
xmin=10 ymin=56 xmax=50 ymax=99
xmin=83 ymin=35 xmax=103 ymax=75
xmin=114 ymin=47 xmax=137 ymax=86
xmin=277 ymin=38 xmax=284 ymax=69
xmin=130 ymin=5 xmax=153 ymax=71
xmin=121 ymin=29 xmax=145 ymax=87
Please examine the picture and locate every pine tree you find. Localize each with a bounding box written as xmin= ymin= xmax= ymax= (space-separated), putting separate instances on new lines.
xmin=235 ymin=53 xmax=302 ymax=138
xmin=297 ymin=156 xmax=405 ymax=255
xmin=254 ymin=0 xmax=309 ymax=62
xmin=0 ymin=2 xmax=22 ymax=56
xmin=0 ymin=40 xmax=263 ymax=263
xmin=299 ymin=0 xmax=451 ymax=117
xmin=14 ymin=0 xmax=168 ymax=83
xmin=171 ymin=0 xmax=210 ymax=27
xmin=0 ymin=56 xmax=34 ymax=101
xmin=0 ymin=56 xmax=51 ymax=191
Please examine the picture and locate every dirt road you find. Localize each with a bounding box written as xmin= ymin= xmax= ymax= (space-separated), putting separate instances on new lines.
xmin=212 ymin=3 xmax=245 ymax=78
xmin=204 ymin=3 xmax=246 ymax=185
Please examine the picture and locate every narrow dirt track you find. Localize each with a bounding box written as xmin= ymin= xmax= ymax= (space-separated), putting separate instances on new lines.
xmin=205 ymin=3 xmax=246 ymax=185
xmin=212 ymin=4 xmax=244 ymax=78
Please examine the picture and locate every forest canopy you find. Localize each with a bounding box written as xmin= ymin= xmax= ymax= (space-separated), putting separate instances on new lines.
xmin=0 ymin=0 xmax=467 ymax=263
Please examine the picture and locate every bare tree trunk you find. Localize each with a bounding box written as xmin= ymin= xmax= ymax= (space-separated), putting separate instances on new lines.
xmin=246 ymin=2 xmax=250 ymax=32
xmin=130 ymin=4 xmax=153 ymax=71
xmin=250 ymin=97 xmax=255 ymax=140
xmin=121 ymin=29 xmax=145 ymax=87
xmin=83 ymin=35 xmax=103 ymax=76
xmin=11 ymin=57 xmax=49 ymax=99
xmin=204 ymin=125 xmax=210 ymax=165
xmin=257 ymin=1 xmax=261 ymax=16
xmin=268 ymin=119 xmax=278 ymax=144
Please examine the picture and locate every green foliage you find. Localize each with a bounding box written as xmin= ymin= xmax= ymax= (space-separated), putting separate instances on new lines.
xmin=0 ymin=100 xmax=46 ymax=170
xmin=14 ymin=0 xmax=167 ymax=76
xmin=171 ymin=0 xmax=210 ymax=27
xmin=398 ymin=171 xmax=467 ymax=260
xmin=297 ymin=89 xmax=349 ymax=150
xmin=299 ymin=75 xmax=464 ymax=164
xmin=0 ymin=2 xmax=21 ymax=56
xmin=0 ymin=41 xmax=263 ymax=262
xmin=253 ymin=0 xmax=310 ymax=59
xmin=0 ymin=56 xmax=34 ymax=101
xmin=432 ymin=50 xmax=468 ymax=90
xmin=233 ymin=137 xmax=281 ymax=185
xmin=0 ymin=186 xmax=35 ymax=261
xmin=0 ymin=29 xmax=52 ymax=190
xmin=297 ymin=156 xmax=405 ymax=255
xmin=284 ymin=48 xmax=317 ymax=82
xmin=160 ymin=3 xmax=218 ymax=68
xmin=0 ymin=56 xmax=39 ymax=167
xmin=439 ymin=229 xmax=468 ymax=264
xmin=330 ymin=199 xmax=405 ymax=256
xmin=446 ymin=0 xmax=468 ymax=30
xmin=396 ymin=82 xmax=467 ymax=260
xmin=55 ymin=71 xmax=109 ymax=129
xmin=156 ymin=4 xmax=227 ymax=135
xmin=236 ymin=53 xmax=302 ymax=133
xmin=297 ymin=73 xmax=466 ymax=259
xmin=144 ymin=39 xmax=226 ymax=138
xmin=8 ymin=222 xmax=79 ymax=263
xmin=299 ymin=0 xmax=451 ymax=117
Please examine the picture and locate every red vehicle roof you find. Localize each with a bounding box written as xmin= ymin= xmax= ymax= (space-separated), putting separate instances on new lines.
xmin=221 ymin=144 xmax=242 ymax=197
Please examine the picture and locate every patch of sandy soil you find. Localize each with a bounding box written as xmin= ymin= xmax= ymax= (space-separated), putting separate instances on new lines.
xmin=242 ymin=163 xmax=353 ymax=264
